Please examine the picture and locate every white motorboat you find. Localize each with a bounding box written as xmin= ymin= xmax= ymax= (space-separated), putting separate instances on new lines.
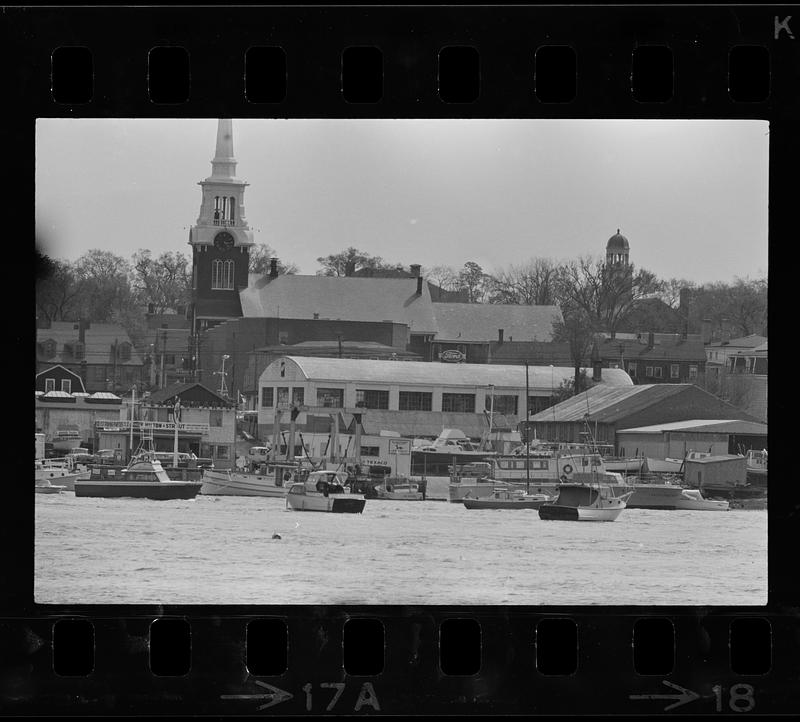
xmin=626 ymin=481 xmax=730 ymax=511
xmin=538 ymin=483 xmax=634 ymax=522
xmin=35 ymin=478 xmax=66 ymax=494
xmin=51 ymin=425 xmax=82 ymax=453
xmin=285 ymin=470 xmax=366 ymax=513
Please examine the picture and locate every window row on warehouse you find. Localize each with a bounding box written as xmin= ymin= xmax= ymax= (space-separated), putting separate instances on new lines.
xmin=259 ymin=384 xmax=552 ymax=415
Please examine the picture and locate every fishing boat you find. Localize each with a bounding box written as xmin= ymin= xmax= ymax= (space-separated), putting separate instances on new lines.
xmin=745 ymin=449 xmax=768 ymax=488
xmin=200 ymin=462 xmax=299 ymax=497
xmin=462 ymin=486 xmax=553 ymax=510
xmin=538 ymin=482 xmax=633 ymax=521
xmin=372 ymin=477 xmax=424 ymax=501
xmin=74 ymin=450 xmax=202 ymax=500
xmin=285 ymin=470 xmax=366 ymax=513
xmin=35 ymin=458 xmax=80 ymax=491
xmin=625 ymin=479 xmax=730 ymax=511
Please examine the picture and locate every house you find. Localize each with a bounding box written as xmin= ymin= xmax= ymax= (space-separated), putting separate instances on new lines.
xmin=703 ymin=338 xmax=768 ymax=423
xmin=35 ymin=364 xmax=86 ymax=394
xmin=93 ymin=382 xmax=236 ymax=468
xmin=596 ymin=331 xmax=706 ymax=384
xmin=527 ymin=383 xmax=762 ymax=451
xmin=35 ymin=390 xmax=124 ymax=450
xmin=705 ymin=334 xmax=768 ymax=370
xmin=36 ymin=320 xmax=145 ymax=394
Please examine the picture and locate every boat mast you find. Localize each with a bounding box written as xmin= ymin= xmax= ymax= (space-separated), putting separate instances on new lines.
xmin=525 ymin=361 xmax=530 ymax=494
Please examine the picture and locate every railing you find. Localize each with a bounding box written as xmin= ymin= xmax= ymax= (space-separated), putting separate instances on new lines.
xmin=94 ymin=420 xmax=210 ymax=434
xmin=213 ymin=219 xmax=235 ymax=227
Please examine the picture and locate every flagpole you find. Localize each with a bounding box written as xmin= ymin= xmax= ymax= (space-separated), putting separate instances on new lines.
xmin=525 ymin=361 xmax=530 ymax=493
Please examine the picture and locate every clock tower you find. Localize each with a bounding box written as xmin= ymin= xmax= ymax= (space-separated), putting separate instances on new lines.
xmin=188 ymin=119 xmax=254 ymax=334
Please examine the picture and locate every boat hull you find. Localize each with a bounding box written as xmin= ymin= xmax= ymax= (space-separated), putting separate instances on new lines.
xmin=200 ymin=469 xmax=288 ymax=497
xmin=286 ymin=494 xmax=366 ymax=513
xmin=538 ymin=503 xmax=626 ymax=521
xmin=449 ymin=480 xmax=558 ymax=503
xmin=74 ymin=481 xmax=202 ymax=500
xmin=463 ymin=497 xmax=547 ymax=510
xmin=35 ymin=484 xmax=65 ymax=494
xmin=627 ymin=485 xmax=730 ymax=511
xmin=35 ymin=469 xmax=79 ymax=491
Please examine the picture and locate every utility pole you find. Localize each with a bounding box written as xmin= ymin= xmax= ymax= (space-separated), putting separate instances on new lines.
xmin=160 ymin=330 xmax=167 ymax=388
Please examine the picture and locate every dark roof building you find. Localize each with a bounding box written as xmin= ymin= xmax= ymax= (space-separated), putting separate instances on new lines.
xmin=527 ymin=383 xmax=761 ymax=450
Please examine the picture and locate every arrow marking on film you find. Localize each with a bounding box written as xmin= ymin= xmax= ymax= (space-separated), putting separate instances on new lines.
xmin=221 ymin=680 xmax=294 ymax=710
xmin=629 ymin=680 xmax=700 ymax=711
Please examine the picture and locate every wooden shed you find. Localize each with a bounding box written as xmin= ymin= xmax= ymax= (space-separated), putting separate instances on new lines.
xmin=683 ymin=454 xmax=747 ymax=490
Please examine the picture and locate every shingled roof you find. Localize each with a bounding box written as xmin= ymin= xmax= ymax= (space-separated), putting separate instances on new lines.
xmin=431 ymin=303 xmax=562 ymax=343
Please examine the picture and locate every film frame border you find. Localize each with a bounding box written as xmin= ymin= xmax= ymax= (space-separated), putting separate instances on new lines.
xmin=9 ymin=2 xmax=796 ymax=716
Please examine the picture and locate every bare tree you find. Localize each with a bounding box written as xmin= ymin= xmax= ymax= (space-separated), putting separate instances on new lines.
xmin=422 ymin=264 xmax=459 ymax=291
xmin=489 ymin=258 xmax=560 ymax=305
xmin=555 ymin=255 xmax=662 ymax=339
xmin=35 ymin=252 xmax=85 ymax=323
xmin=248 ymin=243 xmax=299 ymax=275
xmin=132 ymin=250 xmax=191 ymax=314
xmin=316 ymin=247 xmax=386 ymax=277
xmin=72 ymin=249 xmax=135 ymax=322
xmin=457 ymin=261 xmax=491 ymax=303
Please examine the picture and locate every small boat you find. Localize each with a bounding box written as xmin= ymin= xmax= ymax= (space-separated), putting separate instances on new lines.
xmin=200 ymin=463 xmax=297 ymax=497
xmin=285 ymin=470 xmax=366 ymax=513
xmin=626 ymin=479 xmax=730 ymax=511
xmin=74 ymin=452 xmax=202 ymax=500
xmin=35 ymin=458 xmax=79 ymax=491
xmin=463 ymin=486 xmax=553 ymax=510
xmin=373 ymin=477 xmax=424 ymax=501
xmin=538 ymin=482 xmax=633 ymax=522
xmin=35 ymin=478 xmax=66 ymax=494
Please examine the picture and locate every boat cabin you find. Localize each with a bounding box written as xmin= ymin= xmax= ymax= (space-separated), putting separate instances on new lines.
xmin=290 ymin=470 xmax=350 ymax=496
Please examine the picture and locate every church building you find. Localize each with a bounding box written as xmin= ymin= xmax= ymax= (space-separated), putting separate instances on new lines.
xmin=188 ymin=119 xmax=254 ymax=335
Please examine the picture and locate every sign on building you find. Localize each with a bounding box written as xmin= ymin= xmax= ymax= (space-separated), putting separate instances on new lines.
xmin=439 ymin=349 xmax=466 ymax=363
xmin=388 ymin=438 xmax=412 ymax=455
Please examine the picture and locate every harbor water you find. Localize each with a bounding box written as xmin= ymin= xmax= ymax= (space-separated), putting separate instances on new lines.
xmin=35 ymin=486 xmax=767 ymax=606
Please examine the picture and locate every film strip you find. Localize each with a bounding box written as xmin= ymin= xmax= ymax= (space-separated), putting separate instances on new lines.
xmin=9 ymin=2 xmax=798 ymax=717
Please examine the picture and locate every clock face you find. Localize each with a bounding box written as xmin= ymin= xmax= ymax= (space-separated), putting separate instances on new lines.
xmin=214 ymin=231 xmax=235 ymax=250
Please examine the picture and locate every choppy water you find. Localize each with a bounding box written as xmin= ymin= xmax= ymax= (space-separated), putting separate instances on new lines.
xmin=35 ymin=490 xmax=767 ymax=606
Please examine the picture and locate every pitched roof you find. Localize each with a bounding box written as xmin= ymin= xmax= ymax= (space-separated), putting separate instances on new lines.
xmin=431 ymin=303 xmax=562 ymax=343
xmin=146 ymin=382 xmax=228 ymax=406
xmin=529 ymin=383 xmax=759 ymax=424
xmin=529 ymin=384 xmax=691 ymax=423
xmin=239 ymin=275 xmax=437 ymax=333
xmin=254 ymin=340 xmax=420 ymax=359
xmin=617 ymin=419 xmax=768 ymax=435
xmin=706 ymin=334 xmax=767 ymax=349
xmin=596 ymin=333 xmax=706 ymax=361
xmin=274 ymin=355 xmax=633 ymax=392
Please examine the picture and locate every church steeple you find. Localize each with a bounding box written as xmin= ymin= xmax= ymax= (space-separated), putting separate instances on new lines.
xmin=210 ymin=118 xmax=237 ymax=179
xmin=188 ymin=119 xmax=254 ymax=336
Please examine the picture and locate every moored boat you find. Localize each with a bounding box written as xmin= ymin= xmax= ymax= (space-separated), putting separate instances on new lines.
xmin=35 ymin=478 xmax=66 ymax=494
xmin=625 ymin=479 xmax=730 ymax=511
xmin=51 ymin=425 xmax=83 ymax=453
xmin=35 ymin=459 xmax=79 ymax=491
xmin=538 ymin=483 xmax=633 ymax=521
xmin=200 ymin=462 xmax=298 ymax=497
xmin=373 ymin=478 xmax=424 ymax=501
xmin=463 ymin=486 xmax=553 ymax=510
xmin=74 ymin=453 xmax=202 ymax=500
xmin=285 ymin=470 xmax=366 ymax=513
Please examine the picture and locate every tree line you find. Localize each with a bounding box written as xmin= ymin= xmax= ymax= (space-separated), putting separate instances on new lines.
xmin=36 ymin=244 xmax=767 ymax=363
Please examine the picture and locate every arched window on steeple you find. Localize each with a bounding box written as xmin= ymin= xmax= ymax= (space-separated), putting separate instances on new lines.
xmin=212 ymin=259 xmax=235 ymax=290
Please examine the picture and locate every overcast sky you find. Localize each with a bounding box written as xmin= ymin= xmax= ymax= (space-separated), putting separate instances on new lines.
xmin=36 ymin=118 xmax=768 ymax=284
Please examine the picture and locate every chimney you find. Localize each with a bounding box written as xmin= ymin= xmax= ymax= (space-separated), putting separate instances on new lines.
xmin=498 ymin=329 xmax=504 ymax=344
xmin=647 ymin=331 xmax=655 ymax=350
xmin=591 ymin=338 xmax=602 ymax=381
xmin=410 ymin=264 xmax=421 ymax=278
xmin=701 ymin=318 xmax=711 ymax=344
xmin=269 ymin=258 xmax=279 ymax=279
xmin=147 ymin=303 xmax=155 ymax=315
xmin=416 ymin=276 xmax=423 ymax=295
xmin=79 ymin=319 xmax=89 ymax=344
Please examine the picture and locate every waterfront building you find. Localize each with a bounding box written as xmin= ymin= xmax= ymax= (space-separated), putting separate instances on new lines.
xmin=255 ymin=355 xmax=633 ymax=440
xmin=614 ymin=419 xmax=768 ymax=460
xmin=528 ymin=383 xmax=763 ymax=452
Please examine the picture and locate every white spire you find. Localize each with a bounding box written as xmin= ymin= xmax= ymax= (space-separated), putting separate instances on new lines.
xmin=210 ymin=118 xmax=237 ymax=179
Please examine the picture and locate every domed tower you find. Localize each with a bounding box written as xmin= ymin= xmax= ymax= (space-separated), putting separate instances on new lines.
xmin=606 ymin=229 xmax=630 ymax=267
